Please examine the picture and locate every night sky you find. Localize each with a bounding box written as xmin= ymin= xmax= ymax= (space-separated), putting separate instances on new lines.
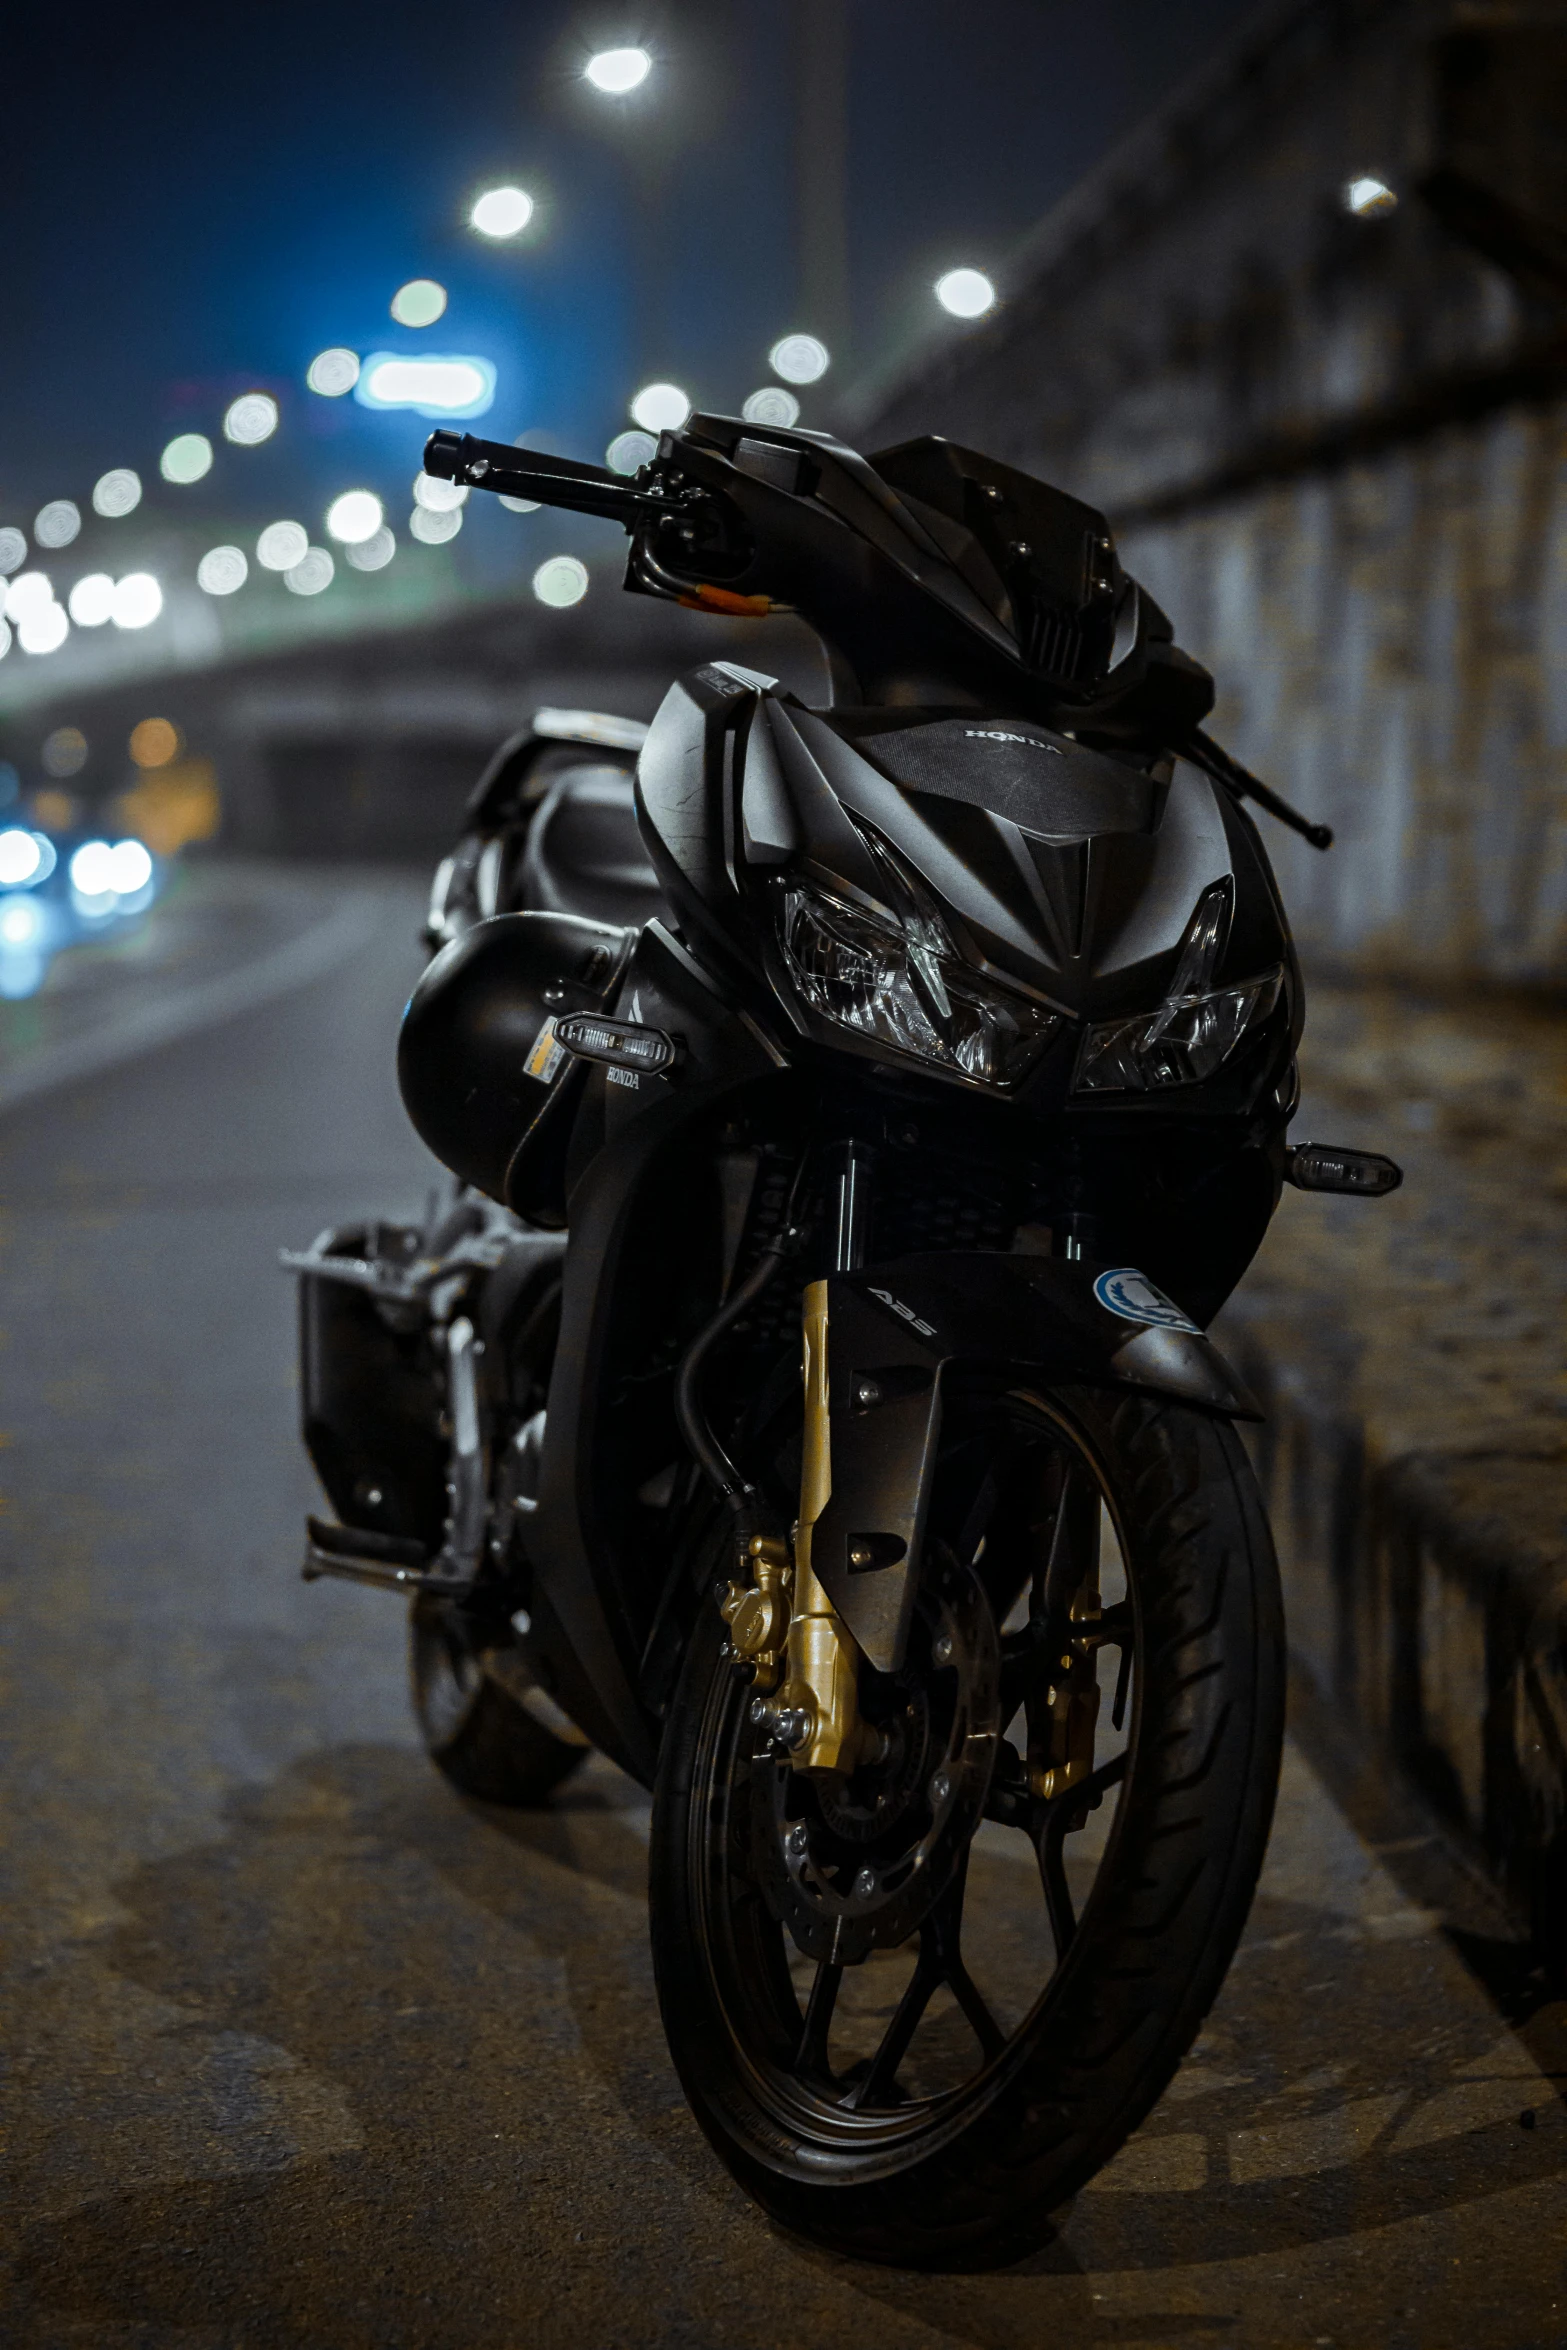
xmin=5 ymin=0 xmax=1256 ymax=577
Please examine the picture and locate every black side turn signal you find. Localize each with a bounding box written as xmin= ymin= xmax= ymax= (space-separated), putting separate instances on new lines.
xmin=553 ymin=1012 xmax=684 ymax=1075
xmin=1283 ymin=1143 xmax=1403 ymax=1197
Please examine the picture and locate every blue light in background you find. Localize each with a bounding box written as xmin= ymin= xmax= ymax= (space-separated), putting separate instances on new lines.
xmin=355 ymin=353 xmax=497 ymax=418
xmin=0 ymin=889 xmax=54 ymax=999
xmin=0 ymin=832 xmax=164 ymax=1000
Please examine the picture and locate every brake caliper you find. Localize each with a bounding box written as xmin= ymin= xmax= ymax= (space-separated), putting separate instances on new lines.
xmin=720 ymin=1531 xmax=792 ymax=1692
xmin=1030 ymin=1583 xmax=1103 ymax=1803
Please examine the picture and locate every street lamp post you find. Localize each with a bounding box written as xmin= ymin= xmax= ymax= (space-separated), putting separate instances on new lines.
xmin=795 ymin=0 xmax=850 ymax=365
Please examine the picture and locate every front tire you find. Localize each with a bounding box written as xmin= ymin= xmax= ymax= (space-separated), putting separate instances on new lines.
xmin=648 ymin=1383 xmax=1284 ymax=2268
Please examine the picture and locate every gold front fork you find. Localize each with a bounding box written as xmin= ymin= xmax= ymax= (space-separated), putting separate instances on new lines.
xmin=777 ymin=1280 xmax=869 ymax=1774
xmin=717 ymin=1279 xmax=871 ymax=1774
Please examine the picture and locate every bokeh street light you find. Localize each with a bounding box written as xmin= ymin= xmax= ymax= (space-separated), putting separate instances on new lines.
xmin=42 ymin=727 xmax=88 ymax=776
xmin=346 ymin=526 xmax=396 ymax=572
xmin=410 ymin=505 xmax=463 ymax=545
xmin=357 ymin=354 xmax=494 ymax=416
xmin=197 ymin=546 xmax=248 ymax=595
xmin=160 ymin=433 xmax=214 ymax=484
xmin=6 ymin=572 xmax=54 ymax=622
xmin=68 ymin=573 xmax=115 ymax=625
xmin=585 ymin=47 xmax=651 ymax=94
xmin=533 ymin=555 xmax=588 ymax=606
xmin=769 ymin=334 xmax=828 ymax=384
xmin=284 ymin=548 xmax=334 ymax=597
xmin=606 ymin=430 xmax=657 ymax=474
xmin=92 ymin=468 xmax=142 ymax=518
xmin=130 ymin=718 xmax=180 ymax=767
xmin=19 ymin=604 xmax=68 ymax=654
xmin=35 ymin=501 xmax=81 ymax=549
xmin=110 ymin=573 xmax=163 ymax=629
xmin=630 ymin=382 xmax=690 ymax=432
xmin=742 ymin=387 xmax=800 ymax=427
xmin=412 ymin=472 xmax=467 ymax=514
xmin=935 ymin=267 xmax=996 ymax=319
xmin=307 ymin=349 xmax=360 ymax=397
xmin=223 ymin=392 xmax=279 ymax=445
xmin=390 ymin=279 xmax=448 ymax=327
xmin=325 ymin=490 xmax=385 ymax=545
xmin=471 ymin=186 xmax=535 ymax=238
xmin=257 ymin=520 xmax=309 ymax=572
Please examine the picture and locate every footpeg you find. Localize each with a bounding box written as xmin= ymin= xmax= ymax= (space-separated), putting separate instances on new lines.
xmin=1283 ymin=1142 xmax=1402 ymax=1197
xmin=302 ymin=1515 xmax=463 ymax=1595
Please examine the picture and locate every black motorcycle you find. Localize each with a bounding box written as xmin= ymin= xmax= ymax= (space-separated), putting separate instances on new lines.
xmin=286 ymin=412 xmax=1400 ymax=2267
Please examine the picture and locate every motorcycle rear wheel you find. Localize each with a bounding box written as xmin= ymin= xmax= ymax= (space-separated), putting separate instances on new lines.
xmin=648 ymin=1382 xmax=1284 ymax=2268
xmin=410 ymin=1592 xmax=589 ymax=1806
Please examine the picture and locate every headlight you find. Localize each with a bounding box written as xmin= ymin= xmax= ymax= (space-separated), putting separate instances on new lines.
xmin=1074 ymin=878 xmax=1282 ymax=1094
xmin=1073 ymin=970 xmax=1282 ymax=1092
xmin=777 ymin=878 xmax=1060 ymax=1087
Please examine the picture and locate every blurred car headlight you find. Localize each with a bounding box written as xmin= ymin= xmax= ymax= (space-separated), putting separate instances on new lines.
xmin=0 ymin=893 xmax=45 ymax=946
xmin=777 ymin=871 xmax=1059 ymax=1088
xmin=0 ymin=828 xmax=42 ymax=887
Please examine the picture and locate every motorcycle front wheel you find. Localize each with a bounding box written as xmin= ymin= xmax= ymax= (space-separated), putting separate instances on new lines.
xmin=648 ymin=1381 xmax=1284 ymax=2269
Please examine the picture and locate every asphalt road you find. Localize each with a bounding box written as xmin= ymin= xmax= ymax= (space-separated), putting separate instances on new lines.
xmin=2 ymin=864 xmax=1565 ymax=2350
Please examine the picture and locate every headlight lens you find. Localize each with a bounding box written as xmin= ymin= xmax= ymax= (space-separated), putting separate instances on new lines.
xmin=1073 ymin=967 xmax=1282 ymax=1092
xmin=1074 ymin=874 xmax=1283 ymax=1094
xmin=777 ymin=879 xmax=1060 ymax=1087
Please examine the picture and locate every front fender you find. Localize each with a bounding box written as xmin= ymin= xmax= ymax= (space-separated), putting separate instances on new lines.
xmin=810 ymin=1252 xmax=1260 ymax=1672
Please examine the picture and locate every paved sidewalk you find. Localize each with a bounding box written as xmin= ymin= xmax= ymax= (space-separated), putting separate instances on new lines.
xmin=1222 ymin=978 xmax=1567 ymax=1963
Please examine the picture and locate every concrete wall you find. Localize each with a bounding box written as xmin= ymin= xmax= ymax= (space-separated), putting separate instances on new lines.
xmin=845 ymin=0 xmax=1567 ymax=985
xmin=1124 ymin=405 xmax=1567 ymax=982
xmin=842 ymin=0 xmax=1567 ymax=1943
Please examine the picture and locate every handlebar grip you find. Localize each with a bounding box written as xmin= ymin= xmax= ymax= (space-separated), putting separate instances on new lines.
xmin=423 ymin=431 xmax=675 ymax=525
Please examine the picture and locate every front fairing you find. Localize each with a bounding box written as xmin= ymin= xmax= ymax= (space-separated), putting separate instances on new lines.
xmin=633 ymin=664 xmax=1301 ymax=1127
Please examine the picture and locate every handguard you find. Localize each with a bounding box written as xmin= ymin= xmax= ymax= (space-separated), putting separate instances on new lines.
xmin=803 ymin=1251 xmax=1259 ymax=1674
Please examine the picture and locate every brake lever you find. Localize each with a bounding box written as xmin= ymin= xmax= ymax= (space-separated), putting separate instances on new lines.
xmin=426 ymin=429 xmax=766 ymax=611
xmin=424 ymin=430 xmax=683 ymax=524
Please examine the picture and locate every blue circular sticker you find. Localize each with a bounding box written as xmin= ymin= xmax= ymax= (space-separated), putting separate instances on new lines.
xmin=1093 ymin=1268 xmax=1200 ymax=1334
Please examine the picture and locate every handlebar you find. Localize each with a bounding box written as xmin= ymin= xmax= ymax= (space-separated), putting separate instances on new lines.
xmin=423 ymin=431 xmax=680 ymax=526
xmin=425 ymin=420 xmax=1253 ymax=744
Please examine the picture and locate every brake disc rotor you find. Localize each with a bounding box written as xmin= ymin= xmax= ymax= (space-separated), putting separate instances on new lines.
xmin=751 ymin=1552 xmax=1000 ymax=1967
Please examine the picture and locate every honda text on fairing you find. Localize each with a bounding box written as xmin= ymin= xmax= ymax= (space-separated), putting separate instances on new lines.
xmin=284 ymin=410 xmax=1400 ymax=2267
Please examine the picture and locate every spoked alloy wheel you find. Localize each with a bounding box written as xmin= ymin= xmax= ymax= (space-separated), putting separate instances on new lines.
xmin=649 ymin=1382 xmax=1284 ymax=2268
